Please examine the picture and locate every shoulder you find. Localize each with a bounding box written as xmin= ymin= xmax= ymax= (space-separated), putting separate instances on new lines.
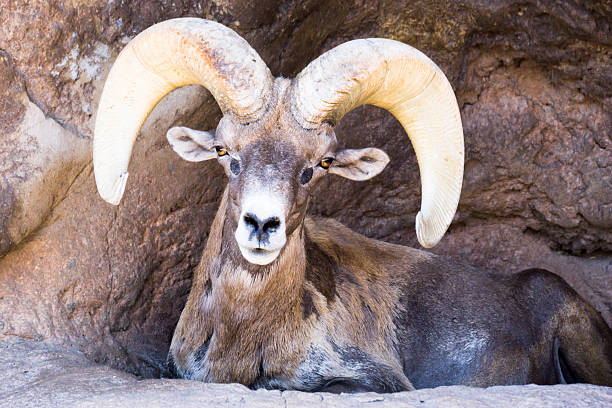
xmin=303 ymin=216 xmax=432 ymax=271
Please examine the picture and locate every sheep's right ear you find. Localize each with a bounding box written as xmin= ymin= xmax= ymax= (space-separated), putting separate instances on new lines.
xmin=166 ymin=126 xmax=218 ymax=162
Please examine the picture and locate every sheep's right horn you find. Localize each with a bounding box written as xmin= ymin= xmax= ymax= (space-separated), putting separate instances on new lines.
xmin=93 ymin=18 xmax=273 ymax=205
xmin=291 ymin=39 xmax=464 ymax=248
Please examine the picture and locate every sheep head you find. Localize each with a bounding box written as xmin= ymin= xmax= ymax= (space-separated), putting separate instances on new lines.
xmin=165 ymin=80 xmax=389 ymax=265
xmin=93 ymin=18 xmax=464 ymax=266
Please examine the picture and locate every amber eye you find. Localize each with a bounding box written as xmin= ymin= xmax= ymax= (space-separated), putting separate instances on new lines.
xmin=215 ymin=146 xmax=228 ymax=157
xmin=319 ymin=157 xmax=334 ymax=169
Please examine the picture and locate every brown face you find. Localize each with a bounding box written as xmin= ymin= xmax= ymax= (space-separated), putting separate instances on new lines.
xmin=220 ymin=117 xmax=340 ymax=264
xmin=166 ymin=108 xmax=390 ymax=266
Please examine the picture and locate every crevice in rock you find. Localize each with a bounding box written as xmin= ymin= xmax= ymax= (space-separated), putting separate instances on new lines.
xmin=104 ymin=207 xmax=118 ymax=332
xmin=41 ymin=162 xmax=93 ymax=231
xmin=1 ymin=47 xmax=90 ymax=140
xmin=21 ymin=79 xmax=90 ymax=140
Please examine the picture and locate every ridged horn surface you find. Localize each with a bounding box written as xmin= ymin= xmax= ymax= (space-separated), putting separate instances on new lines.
xmin=291 ymin=39 xmax=464 ymax=248
xmin=93 ymin=18 xmax=273 ymax=205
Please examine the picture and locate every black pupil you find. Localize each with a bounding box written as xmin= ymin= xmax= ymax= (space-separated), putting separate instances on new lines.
xmin=230 ymin=159 xmax=240 ymax=175
xmin=301 ymin=167 xmax=313 ymax=184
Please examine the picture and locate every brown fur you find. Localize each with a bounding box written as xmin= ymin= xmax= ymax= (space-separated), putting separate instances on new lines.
xmin=170 ymin=187 xmax=612 ymax=390
xmin=172 ymin=189 xmax=309 ymax=384
xmin=170 ymin=189 xmax=415 ymax=389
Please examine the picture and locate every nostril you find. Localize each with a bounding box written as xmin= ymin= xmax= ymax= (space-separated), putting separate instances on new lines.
xmin=243 ymin=213 xmax=260 ymax=231
xmin=262 ymin=217 xmax=281 ymax=233
xmin=243 ymin=213 xmax=282 ymax=240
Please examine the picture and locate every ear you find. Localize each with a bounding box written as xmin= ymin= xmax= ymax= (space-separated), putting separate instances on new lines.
xmin=166 ymin=126 xmax=217 ymax=162
xmin=329 ymin=147 xmax=390 ymax=181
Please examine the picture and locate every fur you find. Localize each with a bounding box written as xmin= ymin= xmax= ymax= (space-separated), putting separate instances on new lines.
xmin=169 ymin=190 xmax=612 ymax=391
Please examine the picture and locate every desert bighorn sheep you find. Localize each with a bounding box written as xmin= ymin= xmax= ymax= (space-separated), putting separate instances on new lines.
xmin=93 ymin=18 xmax=612 ymax=391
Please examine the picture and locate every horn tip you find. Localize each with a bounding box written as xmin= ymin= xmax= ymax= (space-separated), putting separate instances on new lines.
xmin=415 ymin=211 xmax=443 ymax=248
xmin=98 ymin=171 xmax=129 ymax=206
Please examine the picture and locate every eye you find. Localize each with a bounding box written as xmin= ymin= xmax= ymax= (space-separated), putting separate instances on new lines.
xmin=319 ymin=157 xmax=334 ymax=169
xmin=300 ymin=167 xmax=313 ymax=185
xmin=215 ymin=146 xmax=228 ymax=157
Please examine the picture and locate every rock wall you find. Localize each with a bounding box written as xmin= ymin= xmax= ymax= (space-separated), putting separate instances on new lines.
xmin=0 ymin=0 xmax=611 ymax=377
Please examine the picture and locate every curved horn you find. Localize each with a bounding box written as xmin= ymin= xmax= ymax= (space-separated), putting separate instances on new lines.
xmin=291 ymin=39 xmax=463 ymax=248
xmin=94 ymin=18 xmax=273 ymax=205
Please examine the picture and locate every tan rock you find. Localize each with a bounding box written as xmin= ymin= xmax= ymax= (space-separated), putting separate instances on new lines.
xmin=2 ymin=337 xmax=611 ymax=408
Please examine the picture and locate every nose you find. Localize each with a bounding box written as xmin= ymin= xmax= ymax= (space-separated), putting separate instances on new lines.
xmin=243 ymin=213 xmax=281 ymax=245
xmin=234 ymin=193 xmax=287 ymax=265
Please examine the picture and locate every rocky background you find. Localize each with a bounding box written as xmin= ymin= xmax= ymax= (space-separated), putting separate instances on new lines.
xmin=1 ymin=0 xmax=611 ymax=380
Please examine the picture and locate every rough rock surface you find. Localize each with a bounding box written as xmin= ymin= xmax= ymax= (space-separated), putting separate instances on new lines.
xmin=2 ymin=337 xmax=611 ymax=408
xmin=0 ymin=0 xmax=611 ymax=382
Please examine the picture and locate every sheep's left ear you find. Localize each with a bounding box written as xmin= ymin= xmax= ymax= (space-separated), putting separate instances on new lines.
xmin=329 ymin=147 xmax=390 ymax=181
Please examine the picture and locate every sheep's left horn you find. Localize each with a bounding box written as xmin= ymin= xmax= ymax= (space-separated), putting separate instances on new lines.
xmin=290 ymin=39 xmax=463 ymax=248
xmin=94 ymin=18 xmax=273 ymax=205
